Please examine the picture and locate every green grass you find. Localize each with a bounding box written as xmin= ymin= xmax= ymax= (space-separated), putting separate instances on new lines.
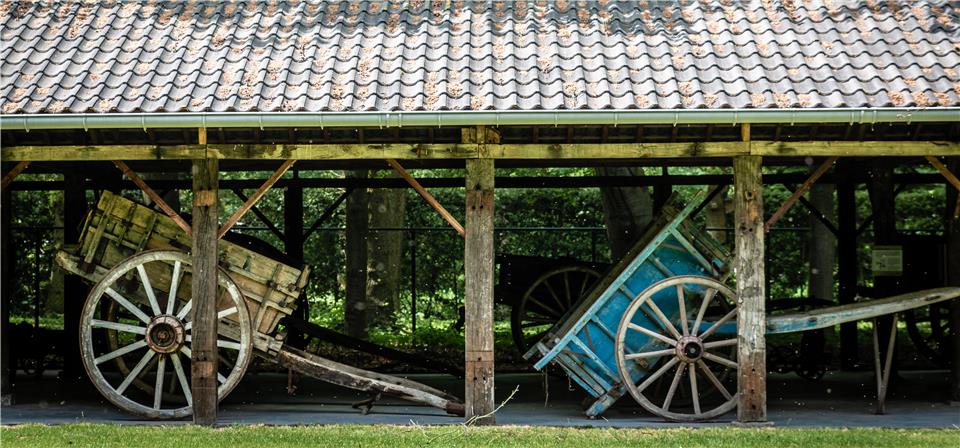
xmin=1 ymin=424 xmax=957 ymax=448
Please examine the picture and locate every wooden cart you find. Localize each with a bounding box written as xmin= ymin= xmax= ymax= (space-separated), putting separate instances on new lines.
xmin=56 ymin=191 xmax=464 ymax=419
xmin=525 ymin=190 xmax=960 ymax=422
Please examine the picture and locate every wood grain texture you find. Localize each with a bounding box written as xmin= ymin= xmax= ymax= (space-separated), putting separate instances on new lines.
xmin=218 ymin=159 xmax=296 ymax=238
xmin=4 ymin=141 xmax=958 ymax=161
xmin=112 ymin=161 xmax=192 ymax=236
xmin=190 ymin=158 xmax=219 ymax=425
xmin=386 ymin=159 xmax=464 ymax=236
xmin=464 ymin=153 xmax=495 ymax=425
xmin=733 ymin=155 xmax=767 ymax=423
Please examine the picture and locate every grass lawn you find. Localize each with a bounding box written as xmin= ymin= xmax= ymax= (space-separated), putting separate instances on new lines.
xmin=1 ymin=424 xmax=957 ymax=448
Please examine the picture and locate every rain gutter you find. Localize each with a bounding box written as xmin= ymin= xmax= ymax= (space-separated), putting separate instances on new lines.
xmin=1 ymin=108 xmax=958 ymax=131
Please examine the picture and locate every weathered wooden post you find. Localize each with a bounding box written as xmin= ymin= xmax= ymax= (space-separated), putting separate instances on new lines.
xmin=191 ymin=129 xmax=219 ymax=426
xmin=344 ymin=170 xmax=369 ymax=339
xmin=284 ymin=177 xmax=306 ymax=347
xmin=734 ymin=124 xmax=767 ymax=423
xmin=464 ymin=126 xmax=496 ymax=425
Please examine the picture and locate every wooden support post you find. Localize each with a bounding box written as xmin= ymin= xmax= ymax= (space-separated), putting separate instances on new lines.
xmin=764 ymin=157 xmax=838 ymax=233
xmin=284 ymin=181 xmax=307 ymax=346
xmin=1 ymin=188 xmax=12 ymax=405
xmin=386 ymin=159 xmax=464 ymax=237
xmin=113 ymin=161 xmax=192 ymax=235
xmin=190 ymin=156 xmax=219 ymax=426
xmin=946 ymin=157 xmax=960 ymax=403
xmin=218 ymin=159 xmax=296 ymax=238
xmin=837 ymin=162 xmax=860 ymax=369
xmin=867 ymin=161 xmax=899 ymax=383
xmin=464 ymin=126 xmax=496 ymax=425
xmin=344 ymin=170 xmax=369 ymax=339
xmin=62 ymin=173 xmax=88 ymax=383
xmin=734 ymin=155 xmax=767 ymax=423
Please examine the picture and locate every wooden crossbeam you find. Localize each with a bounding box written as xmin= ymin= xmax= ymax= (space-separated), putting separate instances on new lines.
xmin=218 ymin=159 xmax=296 ymax=239
xmin=3 ymin=141 xmax=959 ymax=161
xmin=925 ymin=156 xmax=960 ymax=218
xmin=386 ymin=159 xmax=465 ymax=237
xmin=231 ymin=188 xmax=284 ymax=240
xmin=303 ymin=188 xmax=352 ymax=239
xmin=764 ymin=157 xmax=838 ymax=233
xmin=0 ymin=161 xmax=30 ymax=190
xmin=113 ymin=160 xmax=192 ymax=236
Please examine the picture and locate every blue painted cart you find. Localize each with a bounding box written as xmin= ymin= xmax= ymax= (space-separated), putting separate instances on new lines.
xmin=525 ymin=190 xmax=960 ymax=422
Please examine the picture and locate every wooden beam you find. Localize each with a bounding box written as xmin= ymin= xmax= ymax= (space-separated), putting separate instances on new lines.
xmin=946 ymin=157 xmax=960 ymax=403
xmin=926 ymin=156 xmax=960 ymax=218
xmin=61 ymin=174 xmax=87 ymax=384
xmin=734 ymin=155 xmax=767 ymax=423
xmin=1 ymin=188 xmax=11 ymax=405
xmin=218 ymin=159 xmax=296 ymax=238
xmin=0 ymin=161 xmax=30 ymax=190
xmin=464 ymin=157 xmax=496 ymax=425
xmin=231 ymin=188 xmax=284 ymax=240
xmin=386 ymin=159 xmax=464 ymax=237
xmin=113 ymin=161 xmax=192 ymax=236
xmin=837 ymin=162 xmax=860 ymax=369
xmin=190 ymin=157 xmax=219 ymax=426
xmin=303 ymin=188 xmax=352 ymax=239
xmin=4 ymin=141 xmax=959 ymax=161
xmin=764 ymin=157 xmax=838 ymax=233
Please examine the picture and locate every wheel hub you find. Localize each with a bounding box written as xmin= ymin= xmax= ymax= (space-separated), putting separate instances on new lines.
xmin=676 ymin=336 xmax=704 ymax=363
xmin=145 ymin=315 xmax=185 ymax=354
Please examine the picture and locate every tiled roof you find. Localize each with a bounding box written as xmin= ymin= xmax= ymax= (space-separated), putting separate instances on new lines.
xmin=2 ymin=0 xmax=960 ymax=115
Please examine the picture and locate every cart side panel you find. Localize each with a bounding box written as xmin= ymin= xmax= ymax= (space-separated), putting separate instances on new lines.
xmin=70 ymin=192 xmax=307 ymax=336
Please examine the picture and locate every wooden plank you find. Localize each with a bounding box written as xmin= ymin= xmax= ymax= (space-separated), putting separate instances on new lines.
xmin=4 ymin=141 xmax=958 ymax=161
xmin=276 ymin=346 xmax=464 ymax=415
xmin=0 ymin=161 xmax=30 ymax=190
xmin=464 ymin=154 xmax=496 ymax=425
xmin=218 ymin=159 xmax=296 ymax=238
xmin=190 ymin=157 xmax=219 ymax=426
xmin=733 ymin=155 xmax=767 ymax=423
xmin=0 ymin=188 xmax=11 ymax=405
xmin=386 ymin=159 xmax=464 ymax=237
xmin=764 ymin=157 xmax=838 ymax=233
xmin=766 ymin=287 xmax=960 ymax=334
xmin=113 ymin=161 xmax=192 ymax=236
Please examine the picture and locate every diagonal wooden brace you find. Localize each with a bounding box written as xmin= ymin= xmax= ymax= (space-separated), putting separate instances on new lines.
xmin=386 ymin=158 xmax=465 ymax=237
xmin=925 ymin=156 xmax=960 ymax=219
xmin=218 ymin=159 xmax=296 ymax=239
xmin=113 ymin=160 xmax=193 ymax=236
xmin=1 ymin=161 xmax=31 ymax=190
xmin=765 ymin=156 xmax=838 ymax=233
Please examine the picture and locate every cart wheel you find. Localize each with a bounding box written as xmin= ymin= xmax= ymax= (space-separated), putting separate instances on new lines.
xmin=615 ymin=276 xmax=739 ymax=422
xmin=511 ymin=266 xmax=601 ymax=353
xmin=904 ymin=302 xmax=952 ymax=368
xmin=79 ymin=250 xmax=252 ymax=419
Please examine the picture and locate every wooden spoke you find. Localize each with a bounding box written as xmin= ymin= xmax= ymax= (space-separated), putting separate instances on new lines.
xmin=217 ymin=339 xmax=242 ymax=351
xmin=642 ymin=297 xmax=683 ymax=340
xmin=104 ymin=288 xmax=151 ymax=324
xmin=217 ymin=372 xmax=228 ymax=384
xmin=563 ymin=272 xmax=572 ymax=309
xmin=175 ymin=298 xmax=193 ymax=320
xmin=521 ymin=319 xmax=554 ymax=328
xmin=542 ymin=280 xmax=565 ymax=311
xmin=703 ymin=338 xmax=737 ymax=349
xmin=136 ymin=264 xmax=163 ymax=316
xmin=636 ymin=357 xmax=680 ymax=393
xmin=703 ymin=352 xmax=738 ymax=369
xmin=688 ymin=365 xmax=701 ymax=415
xmin=700 ymin=308 xmax=737 ymax=339
xmin=166 ymin=261 xmax=182 ymax=315
xmin=185 ymin=306 xmax=238 ymax=331
xmin=691 ymin=288 xmax=717 ymax=337
xmin=116 ymin=350 xmax=156 ymax=395
xmin=95 ymin=340 xmax=148 ymax=365
xmin=625 ymin=348 xmax=676 ymax=361
xmin=628 ymin=323 xmax=677 ymax=347
xmin=677 ymin=285 xmax=689 ymax=336
xmin=697 ymin=360 xmax=733 ymax=401
xmin=153 ymin=355 xmax=166 ymax=410
xmin=526 ymin=295 xmax=561 ymax=318
xmin=171 ymin=351 xmax=192 ymax=406
xmin=662 ymin=362 xmax=686 ymax=411
xmin=92 ymin=319 xmax=146 ymax=335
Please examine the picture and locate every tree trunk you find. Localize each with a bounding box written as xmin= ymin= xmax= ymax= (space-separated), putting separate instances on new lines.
xmin=808 ymin=182 xmax=836 ymax=303
xmin=344 ymin=170 xmax=370 ymax=339
xmin=367 ymin=175 xmax=406 ymax=324
xmin=595 ymin=167 xmax=653 ymax=260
